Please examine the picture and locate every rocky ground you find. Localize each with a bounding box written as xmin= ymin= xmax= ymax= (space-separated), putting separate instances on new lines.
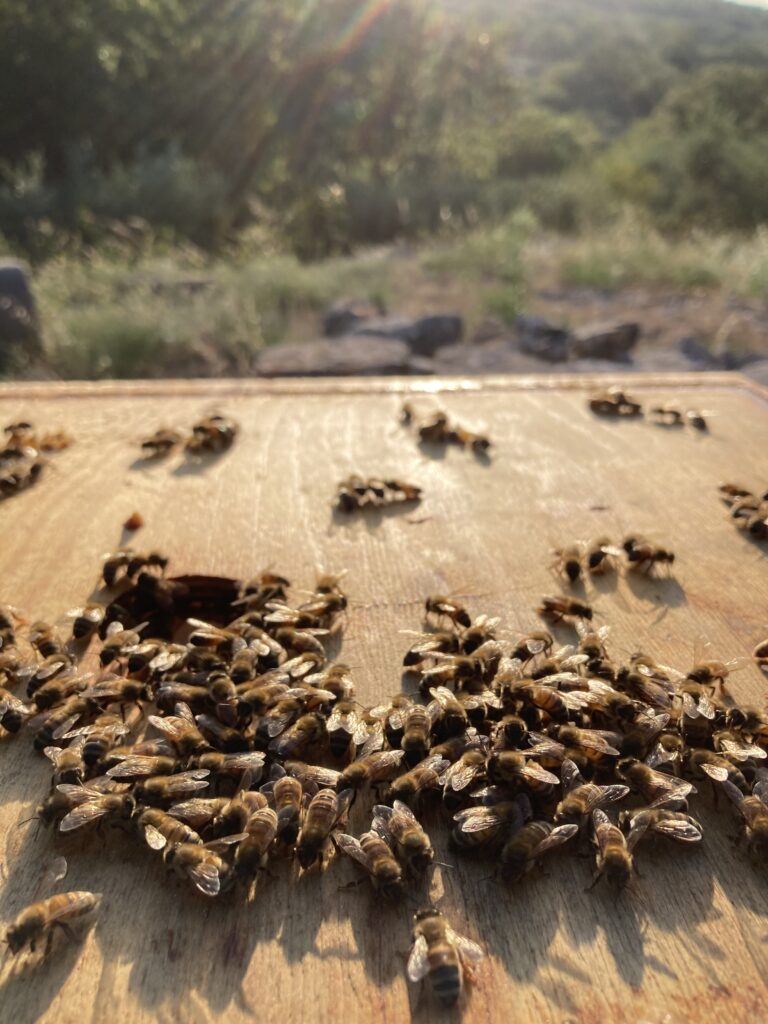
xmin=256 ymin=290 xmax=768 ymax=383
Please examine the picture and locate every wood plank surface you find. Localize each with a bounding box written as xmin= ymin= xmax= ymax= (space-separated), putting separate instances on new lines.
xmin=0 ymin=372 xmax=767 ymax=1024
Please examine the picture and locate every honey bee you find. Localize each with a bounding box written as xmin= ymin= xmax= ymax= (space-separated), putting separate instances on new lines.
xmin=195 ymin=713 xmax=250 ymax=753
xmin=617 ymin=757 xmax=695 ymax=808
xmin=589 ymin=809 xmax=633 ymax=891
xmin=166 ymin=796 xmax=230 ymax=831
xmin=296 ymin=788 xmax=353 ymax=870
xmin=262 ymin=764 xmax=304 ymax=845
xmin=137 ymin=808 xmax=203 ymax=850
xmin=373 ymin=800 xmax=435 ymax=875
xmin=43 ymin=735 xmax=87 ymax=784
xmin=58 ymin=791 xmax=136 ymax=833
xmin=650 ymin=404 xmax=684 ymax=427
xmin=440 ymin=749 xmax=488 ymax=812
xmin=619 ymin=807 xmax=703 ymax=850
xmin=140 ymin=428 xmax=182 ymax=458
xmin=33 ymin=777 xmax=119 ymax=828
xmin=99 ymin=623 xmax=145 ymax=667
xmin=511 ymin=632 xmax=554 ymax=663
xmin=325 ymin=701 xmax=365 ymax=759
xmin=720 ymin=773 xmax=768 ymax=858
xmin=586 ymin=538 xmax=622 ymax=574
xmin=134 ymin=769 xmax=211 ymax=806
xmin=487 ymin=750 xmax=559 ymax=793
xmin=255 ymin=696 xmax=303 ymax=746
xmin=460 ymin=615 xmax=500 ymax=655
xmin=686 ymin=636 xmax=746 ymax=689
xmin=186 ymin=413 xmax=239 ymax=454
xmin=401 ymin=703 xmax=436 ymax=767
xmin=425 ymin=596 xmax=471 ymax=630
xmin=623 ymin=537 xmax=675 ymax=574
xmin=69 ymin=707 xmax=138 ymax=767
xmin=101 ymin=549 xmax=134 ymax=588
xmin=451 ymin=799 xmax=529 ymax=852
xmin=32 ymin=695 xmax=90 ymax=751
xmin=0 ymin=687 xmax=32 ymax=732
xmin=753 ymin=639 xmax=768 ymax=669
xmin=387 ymin=755 xmax=449 ymax=806
xmin=538 ymin=595 xmax=593 ymax=623
xmin=68 ymin=604 xmax=105 ymax=641
xmin=551 ymin=544 xmax=585 ymax=583
xmin=335 ymin=829 xmax=404 ymax=899
xmin=270 ymin=712 xmax=327 ymax=760
xmin=719 ymin=482 xmax=753 ymax=500
xmin=304 ymin=662 xmax=355 ymax=701
xmin=164 ymin=841 xmax=232 ymax=896
xmin=407 ymin=907 xmax=485 ymax=1008
xmin=588 ymin=388 xmax=642 ymax=417
xmin=28 ymin=621 xmax=66 ymax=659
xmin=147 ymin=702 xmax=209 ymax=758
xmin=492 ymin=714 xmax=529 ymax=750
xmin=684 ymin=409 xmax=709 ymax=432
xmin=500 ymin=820 xmax=577 ymax=883
xmin=336 ymin=750 xmax=406 ymax=793
xmin=233 ymin=807 xmax=279 ymax=893
xmin=429 ymin=686 xmax=469 ymax=737
xmin=726 ymin=705 xmax=768 ymax=743
xmin=555 ymin=759 xmax=629 ymax=826
xmin=6 ymin=890 xmax=102 ymax=956
xmin=401 ymin=629 xmax=462 ymax=668
xmin=682 ymin=748 xmax=749 ymax=794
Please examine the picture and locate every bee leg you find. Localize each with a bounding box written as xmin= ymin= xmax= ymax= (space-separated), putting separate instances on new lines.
xmin=585 ymin=871 xmax=603 ymax=892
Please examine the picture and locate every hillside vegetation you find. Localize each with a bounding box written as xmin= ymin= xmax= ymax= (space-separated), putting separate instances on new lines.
xmin=2 ymin=0 xmax=768 ymax=260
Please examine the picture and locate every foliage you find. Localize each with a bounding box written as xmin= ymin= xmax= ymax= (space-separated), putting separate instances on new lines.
xmin=1 ymin=0 xmax=768 ymax=257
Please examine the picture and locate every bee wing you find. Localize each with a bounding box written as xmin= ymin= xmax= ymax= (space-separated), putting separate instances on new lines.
xmin=407 ymin=934 xmax=431 ymax=983
xmin=718 ymin=737 xmax=767 ymax=762
xmin=442 ymin=761 xmax=482 ymax=792
xmin=59 ymin=799 xmax=113 ymax=832
xmin=327 ymin=704 xmax=358 ymax=735
xmin=625 ymin=816 xmax=651 ymax=853
xmin=534 ymin=823 xmax=578 ymax=856
xmin=698 ymin=762 xmax=729 ymax=783
xmin=697 ymin=694 xmax=717 ymax=721
xmin=39 ymin=856 xmax=69 ymax=890
xmin=221 ymin=752 xmax=267 ymax=776
xmin=66 ymin=607 xmax=85 ymax=619
xmin=174 ymin=702 xmax=197 ymax=725
xmin=52 ymin=714 xmax=83 ymax=741
xmin=560 ymin=758 xmax=583 ymax=793
xmin=160 ymin=771 xmax=210 ymax=796
xmin=645 ymin=743 xmax=680 ymax=770
xmin=286 ymin=762 xmax=341 ymax=788
xmin=334 ymin=833 xmax=372 ymax=872
xmin=593 ymin=784 xmax=630 ymax=811
xmin=578 ymin=732 xmax=620 ymax=756
xmin=523 ymin=636 xmax=549 ymax=656
xmin=562 ymin=691 xmax=592 ymax=712
xmin=264 ymin=711 xmax=296 ymax=738
xmin=357 ymin=721 xmax=384 ymax=756
xmin=652 ymin=818 xmax=703 ymax=843
xmin=43 ymin=745 xmax=65 ymax=767
xmin=752 ymin=772 xmax=768 ymax=804
xmin=167 ymin=799 xmax=217 ymax=826
xmin=147 ymin=714 xmax=188 ymax=741
xmin=429 ymin=685 xmax=460 ymax=709
xmin=719 ymin=779 xmax=746 ymax=806
xmin=47 ymin=891 xmax=103 ymax=923
xmin=371 ymin=804 xmax=394 ymax=838
xmin=149 ymin=649 xmax=185 ymax=673
xmin=446 ymin=930 xmax=486 ymax=965
xmin=187 ymin=861 xmax=221 ymax=897
xmin=143 ymin=825 xmax=168 ymax=851
xmin=693 ymin=635 xmax=714 ymax=666
xmin=107 ymin=756 xmax=162 ymax=779
xmin=452 ymin=808 xmax=507 ymax=833
xmin=520 ymin=761 xmax=559 ymax=785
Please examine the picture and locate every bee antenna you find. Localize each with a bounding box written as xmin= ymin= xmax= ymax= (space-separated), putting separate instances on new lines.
xmin=16 ymin=815 xmax=39 ymax=827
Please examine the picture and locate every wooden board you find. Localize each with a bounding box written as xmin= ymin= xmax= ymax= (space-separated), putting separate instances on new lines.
xmin=1 ymin=372 xmax=767 ymax=1024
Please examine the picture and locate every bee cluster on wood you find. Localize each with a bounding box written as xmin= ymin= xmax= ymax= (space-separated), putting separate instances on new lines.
xmin=589 ymin=388 xmax=709 ymax=431
xmin=140 ymin=414 xmax=239 ymax=459
xmin=719 ymin=481 xmax=768 ymax=543
xmin=2 ymin=540 xmax=768 ymax=1008
xmin=401 ymin=403 xmax=491 ymax=455
xmin=0 ymin=422 xmax=73 ymax=501
xmin=335 ymin=475 xmax=422 ymax=513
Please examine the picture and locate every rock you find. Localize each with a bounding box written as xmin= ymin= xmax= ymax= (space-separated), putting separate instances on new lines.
xmin=677 ymin=336 xmax=722 ymax=369
xmin=434 ymin=339 xmax=554 ymax=374
xmin=355 ymin=314 xmax=463 ymax=356
xmin=514 ymin=314 xmax=571 ymax=362
xmin=0 ymin=260 xmax=41 ymax=362
xmin=470 ymin=317 xmax=507 ymax=344
xmin=322 ymin=298 xmax=383 ymax=338
xmin=255 ymin=336 xmax=431 ymax=377
xmin=571 ymin=320 xmax=639 ymax=362
xmin=744 ymin=359 xmax=768 ymax=386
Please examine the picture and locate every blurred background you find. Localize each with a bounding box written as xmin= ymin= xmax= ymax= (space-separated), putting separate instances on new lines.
xmin=1 ymin=0 xmax=767 ymax=380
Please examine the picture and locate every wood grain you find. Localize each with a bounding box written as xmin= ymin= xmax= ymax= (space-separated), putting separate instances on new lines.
xmin=0 ymin=373 xmax=767 ymax=1024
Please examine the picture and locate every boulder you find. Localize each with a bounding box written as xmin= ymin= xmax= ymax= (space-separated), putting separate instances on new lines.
xmin=255 ymin=335 xmax=432 ymax=377
xmin=322 ymin=298 xmax=382 ymax=337
xmin=434 ymin=339 xmax=554 ymax=375
xmin=677 ymin=336 xmax=722 ymax=369
xmin=571 ymin=320 xmax=639 ymax=362
xmin=514 ymin=314 xmax=571 ymax=362
xmin=355 ymin=314 xmax=463 ymax=356
xmin=0 ymin=260 xmax=41 ymax=361
xmin=744 ymin=359 xmax=768 ymax=386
